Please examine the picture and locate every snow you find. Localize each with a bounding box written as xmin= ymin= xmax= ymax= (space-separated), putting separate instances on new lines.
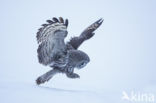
xmin=0 ymin=68 xmax=156 ymax=103
xmin=0 ymin=80 xmax=120 ymax=103
xmin=0 ymin=81 xmax=105 ymax=103
xmin=0 ymin=0 xmax=156 ymax=103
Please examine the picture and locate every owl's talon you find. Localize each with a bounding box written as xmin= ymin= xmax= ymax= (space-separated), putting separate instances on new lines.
xmin=36 ymin=77 xmax=45 ymax=85
xmin=36 ymin=76 xmax=49 ymax=85
xmin=66 ymin=73 xmax=80 ymax=79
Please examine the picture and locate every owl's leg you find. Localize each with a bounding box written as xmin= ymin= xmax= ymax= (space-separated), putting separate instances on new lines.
xmin=65 ymin=67 xmax=80 ymax=79
xmin=36 ymin=68 xmax=61 ymax=85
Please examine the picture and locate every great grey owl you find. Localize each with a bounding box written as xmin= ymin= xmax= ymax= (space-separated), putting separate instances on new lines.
xmin=36 ymin=17 xmax=103 ymax=85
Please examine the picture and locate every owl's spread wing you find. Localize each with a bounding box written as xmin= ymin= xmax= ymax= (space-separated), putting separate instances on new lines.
xmin=37 ymin=17 xmax=68 ymax=44
xmin=36 ymin=17 xmax=68 ymax=66
xmin=67 ymin=18 xmax=103 ymax=49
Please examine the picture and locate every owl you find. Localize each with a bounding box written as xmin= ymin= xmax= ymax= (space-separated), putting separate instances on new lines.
xmin=36 ymin=17 xmax=103 ymax=85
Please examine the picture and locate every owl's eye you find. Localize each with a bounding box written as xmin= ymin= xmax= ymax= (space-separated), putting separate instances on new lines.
xmin=81 ymin=62 xmax=85 ymax=66
xmin=78 ymin=62 xmax=86 ymax=68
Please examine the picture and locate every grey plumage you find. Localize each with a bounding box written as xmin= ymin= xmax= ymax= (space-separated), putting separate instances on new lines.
xmin=36 ymin=17 xmax=67 ymax=66
xmin=36 ymin=17 xmax=103 ymax=85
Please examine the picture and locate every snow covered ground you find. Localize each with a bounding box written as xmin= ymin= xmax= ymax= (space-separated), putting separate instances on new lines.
xmin=0 ymin=0 xmax=156 ymax=103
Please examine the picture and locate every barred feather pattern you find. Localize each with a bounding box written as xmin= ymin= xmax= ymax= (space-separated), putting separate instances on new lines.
xmin=36 ymin=17 xmax=68 ymax=66
xmin=37 ymin=23 xmax=66 ymax=44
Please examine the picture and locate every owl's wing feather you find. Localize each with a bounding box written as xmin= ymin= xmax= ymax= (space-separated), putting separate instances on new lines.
xmin=67 ymin=18 xmax=103 ymax=49
xmin=36 ymin=17 xmax=68 ymax=66
xmin=37 ymin=17 xmax=68 ymax=44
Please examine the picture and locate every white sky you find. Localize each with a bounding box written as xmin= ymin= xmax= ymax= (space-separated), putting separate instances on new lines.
xmin=0 ymin=0 xmax=156 ymax=92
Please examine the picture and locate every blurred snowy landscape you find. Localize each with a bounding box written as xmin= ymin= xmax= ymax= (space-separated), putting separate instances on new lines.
xmin=0 ymin=0 xmax=156 ymax=103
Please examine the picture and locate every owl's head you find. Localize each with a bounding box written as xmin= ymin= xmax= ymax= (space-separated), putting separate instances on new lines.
xmin=68 ymin=50 xmax=90 ymax=69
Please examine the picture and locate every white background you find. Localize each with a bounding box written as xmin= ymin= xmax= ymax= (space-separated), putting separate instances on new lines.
xmin=0 ymin=0 xmax=156 ymax=103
